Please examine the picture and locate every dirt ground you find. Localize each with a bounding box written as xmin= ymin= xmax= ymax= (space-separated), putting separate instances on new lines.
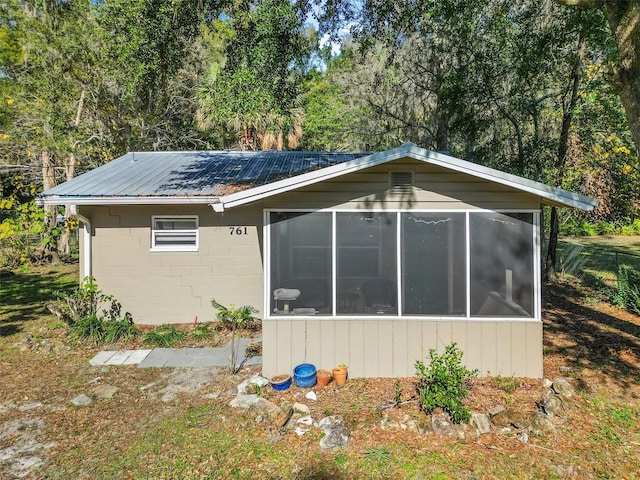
xmin=1 ymin=267 xmax=639 ymax=478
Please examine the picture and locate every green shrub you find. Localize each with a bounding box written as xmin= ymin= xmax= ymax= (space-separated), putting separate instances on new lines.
xmin=104 ymin=314 xmax=140 ymax=343
xmin=69 ymin=315 xmax=106 ymax=344
xmin=211 ymin=300 xmax=259 ymax=331
xmin=54 ymin=278 xmax=139 ymax=345
xmin=490 ymin=376 xmax=519 ymax=393
xmin=189 ymin=322 xmax=213 ymax=341
xmin=211 ymin=299 xmax=260 ymax=373
xmin=143 ymin=325 xmax=186 ymax=347
xmin=415 ymin=343 xmax=478 ymax=424
xmin=612 ymin=265 xmax=640 ymax=316
xmin=49 ymin=276 xmax=114 ymax=325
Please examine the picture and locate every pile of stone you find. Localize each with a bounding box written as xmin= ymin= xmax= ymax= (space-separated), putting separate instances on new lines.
xmin=380 ymin=377 xmax=575 ymax=443
xmin=229 ymin=375 xmax=350 ymax=449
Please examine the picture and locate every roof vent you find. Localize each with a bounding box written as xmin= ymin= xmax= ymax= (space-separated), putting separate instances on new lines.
xmin=389 ymin=171 xmax=414 ymax=192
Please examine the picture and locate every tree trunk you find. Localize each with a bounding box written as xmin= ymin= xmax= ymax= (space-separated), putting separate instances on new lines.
xmin=58 ymin=154 xmax=76 ymax=256
xmin=604 ymin=2 xmax=640 ymax=158
xmin=545 ymin=35 xmax=586 ymax=280
xmin=41 ymin=150 xmax=56 ymax=228
xmin=556 ymin=0 xmax=640 ymax=158
xmin=58 ymin=89 xmax=84 ymax=256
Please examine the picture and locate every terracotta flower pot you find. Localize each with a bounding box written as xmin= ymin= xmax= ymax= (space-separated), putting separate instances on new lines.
xmin=317 ymin=369 xmax=333 ymax=387
xmin=332 ymin=366 xmax=348 ymax=386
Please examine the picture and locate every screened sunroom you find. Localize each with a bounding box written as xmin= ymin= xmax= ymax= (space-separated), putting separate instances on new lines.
xmin=266 ymin=209 xmax=539 ymax=320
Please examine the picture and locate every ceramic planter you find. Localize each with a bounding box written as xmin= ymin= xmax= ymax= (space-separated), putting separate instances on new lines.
xmin=293 ymin=363 xmax=317 ymax=388
xmin=270 ymin=374 xmax=292 ymax=391
xmin=332 ymin=366 xmax=348 ymax=386
xmin=317 ymin=369 xmax=333 ymax=387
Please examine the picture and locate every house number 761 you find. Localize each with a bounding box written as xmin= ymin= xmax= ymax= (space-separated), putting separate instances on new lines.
xmin=229 ymin=227 xmax=248 ymax=235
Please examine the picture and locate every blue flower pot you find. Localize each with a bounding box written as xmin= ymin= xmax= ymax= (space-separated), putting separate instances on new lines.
xmin=270 ymin=374 xmax=292 ymax=391
xmin=293 ymin=363 xmax=317 ymax=388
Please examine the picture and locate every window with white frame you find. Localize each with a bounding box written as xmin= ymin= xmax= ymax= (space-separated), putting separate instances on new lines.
xmin=151 ymin=216 xmax=198 ymax=251
xmin=267 ymin=210 xmax=538 ymax=319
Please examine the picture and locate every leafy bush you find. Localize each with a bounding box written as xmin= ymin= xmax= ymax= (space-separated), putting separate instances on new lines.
xmin=211 ymin=300 xmax=259 ymax=331
xmin=415 ymin=343 xmax=478 ymax=424
xmin=612 ymin=265 xmax=640 ymax=316
xmin=211 ymin=299 xmax=259 ymax=373
xmin=69 ymin=314 xmax=106 ymax=344
xmin=142 ymin=325 xmax=186 ymax=347
xmin=104 ymin=314 xmax=139 ymax=343
xmin=189 ymin=322 xmax=213 ymax=341
xmin=51 ymin=278 xmax=138 ymax=344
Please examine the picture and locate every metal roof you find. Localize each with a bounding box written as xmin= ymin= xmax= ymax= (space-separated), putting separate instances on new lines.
xmin=40 ymin=150 xmax=370 ymax=204
xmin=39 ymin=143 xmax=598 ymax=211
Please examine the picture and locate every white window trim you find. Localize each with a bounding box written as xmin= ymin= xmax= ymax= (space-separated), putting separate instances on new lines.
xmin=264 ymin=208 xmax=541 ymax=321
xmin=151 ymin=215 xmax=199 ymax=252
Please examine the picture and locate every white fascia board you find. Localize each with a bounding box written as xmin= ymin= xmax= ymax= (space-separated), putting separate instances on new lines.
xmin=407 ymin=146 xmax=599 ymax=211
xmin=216 ymin=143 xmax=598 ymax=212
xmin=38 ymin=195 xmax=222 ymax=206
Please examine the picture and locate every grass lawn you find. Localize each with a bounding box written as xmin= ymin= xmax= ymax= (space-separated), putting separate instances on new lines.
xmin=1 ymin=248 xmax=640 ymax=479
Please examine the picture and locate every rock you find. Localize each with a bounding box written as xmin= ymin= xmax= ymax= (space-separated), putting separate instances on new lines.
xmin=269 ymin=402 xmax=293 ymax=429
xmin=471 ymin=413 xmax=491 ymax=435
xmin=71 ymin=394 xmax=92 ymax=407
xmin=251 ymin=398 xmax=277 ymax=414
xmin=380 ymin=415 xmax=401 ymax=430
xmin=540 ymin=392 xmax=564 ymax=417
xmin=488 ymin=405 xmax=506 ymax=417
xmin=551 ymin=378 xmax=575 ymax=398
xmin=559 ymin=366 xmax=574 ymax=373
xmin=293 ymin=402 xmax=310 ymax=414
xmin=406 ymin=419 xmax=420 ymax=432
xmin=140 ymin=382 xmax=157 ymax=392
xmin=417 ymin=418 xmax=433 ymax=435
xmin=89 ymin=377 xmax=102 ymax=384
xmin=530 ymin=411 xmax=556 ymax=436
xmin=316 ymin=415 xmax=344 ymax=431
xmin=319 ymin=425 xmax=350 ymax=449
xmin=542 ymin=378 xmax=553 ymax=389
xmin=294 ymin=427 xmax=308 ymax=436
xmin=19 ymin=403 xmax=43 ymax=412
xmin=305 ymin=391 xmax=317 ymax=401
xmin=229 ymin=394 xmax=259 ymax=408
xmin=517 ymin=431 xmax=529 ymax=443
xmin=491 ymin=408 xmax=530 ymax=429
xmin=297 ymin=415 xmax=314 ymax=426
xmin=237 ymin=375 xmax=269 ymax=394
xmin=91 ymin=384 xmax=118 ymax=399
xmin=431 ymin=411 xmax=456 ymax=437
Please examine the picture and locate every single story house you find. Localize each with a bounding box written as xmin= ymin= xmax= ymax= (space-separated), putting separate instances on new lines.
xmin=39 ymin=142 xmax=597 ymax=378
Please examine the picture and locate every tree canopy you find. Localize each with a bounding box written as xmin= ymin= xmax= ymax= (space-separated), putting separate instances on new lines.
xmin=1 ymin=0 xmax=639 ymax=267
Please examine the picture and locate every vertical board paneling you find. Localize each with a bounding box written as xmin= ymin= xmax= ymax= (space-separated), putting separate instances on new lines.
xmin=436 ymin=322 xmax=453 ymax=352
xmin=305 ymin=321 xmax=322 ymax=366
xmin=349 ymin=320 xmax=365 ymax=377
xmin=262 ymin=320 xmax=278 ymax=378
xmin=290 ymin=321 xmax=307 ymax=366
xmin=422 ymin=322 xmax=438 ymax=357
xmin=451 ymin=321 xmax=467 ymax=353
xmin=363 ymin=321 xmax=379 ymax=377
xmin=481 ymin=322 xmax=498 ymax=375
xmin=526 ymin=322 xmax=543 ymax=377
xmin=275 ymin=320 xmax=292 ymax=373
xmin=496 ymin=322 xmax=512 ymax=375
xmin=378 ymin=321 xmax=394 ymax=377
xmin=511 ymin=323 xmax=529 ymax=377
xmin=466 ymin=322 xmax=483 ymax=372
xmin=264 ymin=318 xmax=543 ymax=378
xmin=320 ymin=320 xmax=336 ymax=369
xmin=392 ymin=320 xmax=408 ymax=377
xmin=334 ymin=320 xmax=351 ymax=369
